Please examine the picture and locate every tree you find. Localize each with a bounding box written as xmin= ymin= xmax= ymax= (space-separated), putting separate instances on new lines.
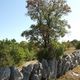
xmin=71 ymin=39 xmax=79 ymax=47
xmin=21 ymin=0 xmax=71 ymax=48
xmin=0 ymin=39 xmax=14 ymax=67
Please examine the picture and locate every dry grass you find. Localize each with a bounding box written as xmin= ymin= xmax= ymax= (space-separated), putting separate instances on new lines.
xmin=58 ymin=65 xmax=80 ymax=80
xmin=58 ymin=48 xmax=80 ymax=80
xmin=18 ymin=60 xmax=38 ymax=71
xmin=64 ymin=47 xmax=76 ymax=54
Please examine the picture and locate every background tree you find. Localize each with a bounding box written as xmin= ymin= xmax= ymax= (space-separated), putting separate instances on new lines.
xmin=22 ymin=0 xmax=71 ymax=49
xmin=71 ymin=39 xmax=79 ymax=48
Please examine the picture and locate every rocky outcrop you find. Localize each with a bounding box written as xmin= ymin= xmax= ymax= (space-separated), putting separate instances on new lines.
xmin=9 ymin=67 xmax=23 ymax=80
xmin=29 ymin=62 xmax=43 ymax=80
xmin=21 ymin=64 xmax=33 ymax=80
xmin=41 ymin=59 xmax=50 ymax=80
xmin=0 ymin=67 xmax=10 ymax=80
xmin=0 ymin=50 xmax=80 ymax=80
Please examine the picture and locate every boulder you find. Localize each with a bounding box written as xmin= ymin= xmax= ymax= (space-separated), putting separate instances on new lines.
xmin=0 ymin=67 xmax=10 ymax=80
xmin=73 ymin=50 xmax=80 ymax=65
xmin=70 ymin=54 xmax=75 ymax=69
xmin=41 ymin=59 xmax=50 ymax=80
xmin=61 ymin=55 xmax=72 ymax=75
xmin=29 ymin=62 xmax=43 ymax=80
xmin=9 ymin=66 xmax=23 ymax=80
xmin=57 ymin=57 xmax=63 ymax=77
xmin=21 ymin=64 xmax=33 ymax=80
xmin=48 ymin=58 xmax=58 ymax=79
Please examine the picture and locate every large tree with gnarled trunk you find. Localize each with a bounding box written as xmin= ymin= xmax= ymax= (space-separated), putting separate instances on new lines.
xmin=21 ymin=0 xmax=71 ymax=48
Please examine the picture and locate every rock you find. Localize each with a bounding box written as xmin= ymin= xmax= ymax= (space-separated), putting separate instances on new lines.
xmin=61 ymin=55 xmax=72 ymax=75
xmin=21 ymin=64 xmax=33 ymax=80
xmin=70 ymin=54 xmax=75 ymax=69
xmin=57 ymin=57 xmax=63 ymax=77
xmin=48 ymin=58 xmax=58 ymax=79
xmin=0 ymin=67 xmax=10 ymax=80
xmin=29 ymin=62 xmax=43 ymax=80
xmin=71 ymin=52 xmax=78 ymax=67
xmin=9 ymin=66 xmax=23 ymax=80
xmin=41 ymin=59 xmax=50 ymax=80
xmin=73 ymin=50 xmax=80 ymax=65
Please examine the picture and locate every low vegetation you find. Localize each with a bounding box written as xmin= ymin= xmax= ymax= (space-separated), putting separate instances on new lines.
xmin=0 ymin=38 xmax=65 ymax=66
xmin=0 ymin=39 xmax=37 ymax=67
xmin=0 ymin=38 xmax=80 ymax=67
xmin=37 ymin=40 xmax=64 ymax=61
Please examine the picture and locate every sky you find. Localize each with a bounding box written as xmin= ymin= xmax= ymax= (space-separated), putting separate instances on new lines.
xmin=0 ymin=0 xmax=80 ymax=42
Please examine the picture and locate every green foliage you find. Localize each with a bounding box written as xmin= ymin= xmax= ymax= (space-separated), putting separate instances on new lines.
xmin=20 ymin=41 xmax=37 ymax=61
xmin=24 ymin=49 xmax=37 ymax=61
xmin=0 ymin=39 xmax=14 ymax=67
xmin=22 ymin=0 xmax=71 ymax=48
xmin=75 ymin=41 xmax=80 ymax=49
xmin=0 ymin=49 xmax=14 ymax=67
xmin=10 ymin=45 xmax=26 ymax=65
xmin=37 ymin=41 xmax=64 ymax=60
xmin=0 ymin=39 xmax=37 ymax=67
xmin=0 ymin=0 xmax=71 ymax=66
xmin=71 ymin=39 xmax=79 ymax=48
xmin=52 ymin=41 xmax=64 ymax=59
xmin=21 ymin=0 xmax=71 ymax=60
xmin=62 ymin=41 xmax=73 ymax=51
xmin=37 ymin=48 xmax=50 ymax=60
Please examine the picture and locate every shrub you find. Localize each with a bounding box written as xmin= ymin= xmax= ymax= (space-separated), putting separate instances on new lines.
xmin=76 ymin=41 xmax=80 ymax=49
xmin=0 ymin=43 xmax=14 ymax=67
xmin=24 ymin=49 xmax=37 ymax=61
xmin=0 ymin=39 xmax=37 ymax=67
xmin=71 ymin=39 xmax=79 ymax=48
xmin=0 ymin=52 xmax=14 ymax=67
xmin=10 ymin=45 xmax=26 ymax=66
xmin=37 ymin=41 xmax=64 ymax=61
xmin=52 ymin=41 xmax=64 ymax=59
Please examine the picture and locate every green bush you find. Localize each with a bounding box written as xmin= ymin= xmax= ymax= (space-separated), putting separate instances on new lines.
xmin=52 ymin=41 xmax=64 ymax=58
xmin=0 ymin=39 xmax=38 ymax=67
xmin=37 ymin=48 xmax=50 ymax=61
xmin=37 ymin=41 xmax=64 ymax=61
xmin=24 ymin=49 xmax=37 ymax=61
xmin=0 ymin=39 xmax=27 ymax=66
xmin=71 ymin=39 xmax=79 ymax=48
xmin=76 ymin=41 xmax=80 ymax=49
xmin=10 ymin=46 xmax=26 ymax=65
xmin=0 ymin=50 xmax=14 ymax=67
xmin=0 ymin=41 xmax=14 ymax=67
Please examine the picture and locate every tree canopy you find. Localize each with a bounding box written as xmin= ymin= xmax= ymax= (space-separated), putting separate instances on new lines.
xmin=22 ymin=0 xmax=71 ymax=48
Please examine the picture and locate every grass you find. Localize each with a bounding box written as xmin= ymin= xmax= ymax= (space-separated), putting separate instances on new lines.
xmin=57 ymin=65 xmax=80 ymax=80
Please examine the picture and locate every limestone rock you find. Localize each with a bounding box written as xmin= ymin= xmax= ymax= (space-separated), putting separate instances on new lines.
xmin=0 ymin=67 xmax=10 ymax=80
xmin=29 ymin=62 xmax=43 ymax=80
xmin=9 ymin=67 xmax=23 ymax=80
xmin=48 ymin=58 xmax=58 ymax=79
xmin=41 ymin=59 xmax=50 ymax=80
xmin=21 ymin=64 xmax=33 ymax=80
